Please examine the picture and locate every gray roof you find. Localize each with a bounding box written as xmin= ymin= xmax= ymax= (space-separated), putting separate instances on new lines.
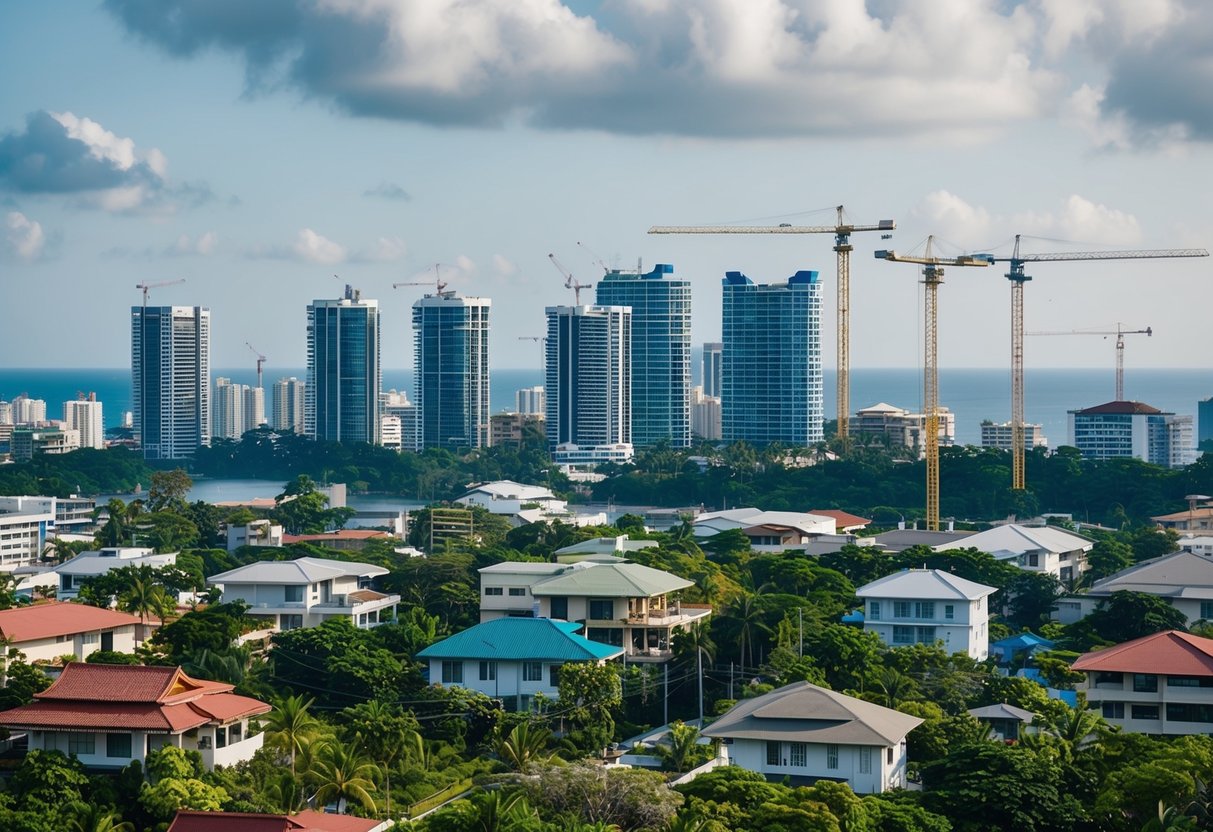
xmin=967 ymin=703 xmax=1035 ymax=724
xmin=868 ymin=529 xmax=975 ymax=552
xmin=58 ymin=552 xmax=177 ymax=577
xmin=1087 ymin=550 xmax=1213 ymax=599
xmin=703 ymin=681 xmax=923 ymax=746
xmin=207 ymin=556 xmax=387 ymax=585
xmin=529 ymin=561 xmax=693 ymax=598
xmin=479 ymin=561 xmax=569 ymax=575
xmin=941 ymin=524 xmax=1092 ymax=557
xmin=856 ymin=569 xmax=997 ymax=601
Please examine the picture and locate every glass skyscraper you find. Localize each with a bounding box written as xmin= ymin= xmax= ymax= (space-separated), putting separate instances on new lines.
xmin=131 ymin=305 xmax=210 ymax=460
xmin=306 ymin=285 xmax=381 ymax=444
xmin=702 ymin=342 xmax=723 ymax=399
xmin=721 ymin=270 xmax=823 ymax=446
xmin=545 ymin=304 xmax=631 ymax=455
xmin=596 ymin=263 xmax=690 ymax=448
xmin=413 ymin=293 xmax=491 ymax=449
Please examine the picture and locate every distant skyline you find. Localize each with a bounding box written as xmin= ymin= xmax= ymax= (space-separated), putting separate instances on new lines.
xmin=2 ymin=1 xmax=1212 ymax=372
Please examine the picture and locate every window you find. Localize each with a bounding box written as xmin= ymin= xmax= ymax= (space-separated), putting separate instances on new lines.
xmin=914 ymin=602 xmax=935 ymax=619
xmin=216 ymin=726 xmax=227 ymax=749
xmin=1026 ymin=553 xmax=1039 ymax=567
xmin=549 ymin=665 xmax=560 ymax=688
xmin=1133 ymin=674 xmax=1159 ymax=693
xmin=789 ymin=742 xmax=807 ymax=767
xmin=589 ymin=599 xmax=615 ymax=620
xmin=441 ymin=661 xmax=463 ymax=684
xmin=508 ymin=588 xmax=526 ymax=597
xmin=484 ymin=587 xmax=504 ymax=596
xmin=1167 ymin=703 xmax=1213 ymax=723
xmin=893 ymin=601 xmax=911 ymax=619
xmin=892 ymin=626 xmax=915 ymax=645
xmin=766 ymin=741 xmax=781 ymax=766
xmin=280 ymin=614 xmax=303 ymax=631
xmin=859 ymin=747 xmax=872 ymax=774
xmin=868 ymin=601 xmax=881 ymax=620
xmin=68 ymin=734 xmax=95 ymax=756
xmin=284 ymin=585 xmax=303 ymax=603
xmin=944 ymin=604 xmax=954 ymax=620
xmin=1131 ymin=705 xmax=1160 ymax=720
xmin=887 ymin=747 xmax=894 ymax=764
xmin=479 ymin=661 xmax=497 ymax=681
xmin=229 ymin=722 xmax=243 ymax=743
xmin=1202 ymin=601 xmax=1213 ymax=619
xmin=82 ymin=632 xmax=99 ymax=645
xmin=1101 ymin=702 xmax=1125 ymax=719
xmin=1095 ymin=671 xmax=1123 ymax=685
xmin=550 ymin=597 xmax=568 ymax=619
xmin=1168 ymin=676 xmax=1213 ymax=688
xmin=917 ymin=627 xmax=937 ymax=645
xmin=826 ymin=744 xmax=839 ymax=770
xmin=106 ymin=733 xmax=132 ymax=758
xmin=523 ymin=662 xmax=543 ymax=682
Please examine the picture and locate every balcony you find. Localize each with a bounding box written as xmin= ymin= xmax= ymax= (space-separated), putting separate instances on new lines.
xmin=625 ymin=602 xmax=712 ymax=627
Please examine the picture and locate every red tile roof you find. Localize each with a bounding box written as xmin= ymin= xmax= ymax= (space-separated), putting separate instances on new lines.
xmin=811 ymin=509 xmax=872 ymax=528
xmin=282 ymin=530 xmax=389 ymax=543
xmin=35 ymin=664 xmax=231 ymax=703
xmin=1074 ymin=400 xmax=1164 ymax=415
xmin=168 ymin=810 xmax=382 ymax=832
xmin=1072 ymin=630 xmax=1213 ymax=676
xmin=0 ymin=602 xmax=142 ymax=643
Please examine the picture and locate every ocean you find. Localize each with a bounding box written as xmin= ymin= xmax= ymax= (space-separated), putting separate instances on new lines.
xmin=2 ymin=366 xmax=1209 ymax=449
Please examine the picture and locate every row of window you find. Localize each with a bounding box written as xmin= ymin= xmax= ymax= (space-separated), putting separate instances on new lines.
xmin=1094 ymin=672 xmax=1213 ymax=691
xmin=764 ymin=741 xmax=889 ymax=773
xmin=1102 ymin=702 xmax=1213 ymax=723
xmin=67 ymin=733 xmax=131 ymax=758
xmin=441 ymin=660 xmax=559 ymax=687
xmin=483 ymin=587 xmax=528 ymax=597
xmin=869 ymin=601 xmax=956 ymax=621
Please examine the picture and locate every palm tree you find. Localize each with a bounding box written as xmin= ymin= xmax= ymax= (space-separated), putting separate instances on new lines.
xmin=351 ymin=699 xmax=410 ymax=817
xmin=263 ymin=771 xmax=306 ymax=814
xmin=311 ymin=740 xmax=379 ymax=814
xmin=65 ymin=802 xmax=134 ymax=832
xmin=660 ymin=721 xmax=705 ymax=773
xmin=730 ymin=593 xmax=766 ymax=670
xmin=261 ymin=693 xmax=320 ymax=777
xmin=119 ymin=576 xmax=173 ymax=625
xmin=469 ymin=790 xmax=535 ymax=832
xmin=868 ymin=667 xmax=918 ymax=709
xmin=496 ymin=721 xmax=553 ymax=771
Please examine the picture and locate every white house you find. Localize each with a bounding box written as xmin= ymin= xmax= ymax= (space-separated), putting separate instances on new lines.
xmin=1073 ymin=630 xmax=1213 ymax=735
xmin=937 ymin=524 xmax=1093 ymax=582
xmin=52 ymin=547 xmax=178 ymax=600
xmin=478 ymin=557 xmax=711 ymax=662
xmin=693 ymin=507 xmax=837 ymax=552
xmin=417 ymin=617 xmax=624 ymax=711
xmin=225 ymin=519 xmax=284 ymax=551
xmin=0 ymin=664 xmax=270 ymax=770
xmin=702 ymin=681 xmax=923 ymax=793
xmin=554 ymin=535 xmax=653 ymax=562
xmin=207 ymin=557 xmax=399 ymax=631
xmin=0 ymin=602 xmax=143 ymax=662
xmin=1180 ymin=537 xmax=1213 ymax=557
xmin=456 ymin=480 xmax=567 ymax=515
xmin=1055 ymin=550 xmax=1213 ymax=626
xmin=855 ymin=569 xmax=997 ymax=660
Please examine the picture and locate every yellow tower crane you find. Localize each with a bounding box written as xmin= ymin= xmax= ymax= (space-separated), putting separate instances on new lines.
xmin=649 ymin=206 xmax=895 ymax=447
xmin=984 ymin=237 xmax=1207 ymax=490
xmin=874 ymin=238 xmax=992 ymax=531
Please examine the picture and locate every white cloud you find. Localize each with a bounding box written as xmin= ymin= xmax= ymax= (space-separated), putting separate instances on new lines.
xmin=910 ymin=191 xmax=993 ymax=243
xmin=492 ymin=253 xmax=517 ymax=275
xmin=1013 ymin=195 xmax=1142 ymax=246
xmin=4 ymin=212 xmax=46 ymax=261
xmin=171 ymin=231 xmax=218 ymax=256
xmin=363 ymin=235 xmax=406 ymax=262
xmin=292 ymin=229 xmax=347 ymax=264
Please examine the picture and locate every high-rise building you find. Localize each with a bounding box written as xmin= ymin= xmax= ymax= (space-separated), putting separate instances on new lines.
xmin=702 ymin=342 xmax=723 ymax=399
xmin=242 ymin=386 xmax=265 ymax=432
xmin=545 ymin=304 xmax=632 ymax=463
xmin=132 ymin=305 xmax=211 ymax=460
xmin=0 ymin=401 xmax=12 ymax=425
xmin=306 ymin=285 xmax=381 ymax=444
xmin=213 ymin=378 xmax=245 ymax=440
xmin=12 ymin=395 xmax=47 ymax=424
xmin=721 ymin=271 xmax=823 ymax=446
xmin=1200 ymin=397 xmax=1213 ymax=451
xmin=1069 ymin=401 xmax=1197 ymax=469
xmin=596 ymin=264 xmax=690 ymax=448
xmin=516 ymin=386 xmax=546 ymax=416
xmin=272 ymin=377 xmax=307 ymax=434
xmin=381 ymin=390 xmax=418 ymax=452
xmin=63 ymin=394 xmax=104 ymax=450
xmin=413 ymin=293 xmax=491 ymax=449
xmin=691 ymin=385 xmax=722 ymax=440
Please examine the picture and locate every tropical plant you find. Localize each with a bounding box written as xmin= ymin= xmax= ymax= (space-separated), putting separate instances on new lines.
xmin=65 ymin=801 xmax=134 ymax=832
xmin=310 ymin=740 xmax=379 ymax=814
xmin=261 ymin=693 xmax=320 ymax=777
xmin=496 ymin=721 xmax=554 ymax=772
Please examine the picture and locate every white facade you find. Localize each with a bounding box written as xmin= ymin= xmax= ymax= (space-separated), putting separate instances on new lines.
xmin=55 ymin=548 xmax=177 ymax=599
xmin=856 ymin=569 xmax=996 ymax=660
xmin=0 ymin=496 xmax=95 ymax=534
xmin=980 ymin=420 xmax=1047 ymax=451
xmin=132 ymin=305 xmax=211 ymax=460
xmin=213 ymin=378 xmax=245 ymax=440
xmin=0 ymin=509 xmax=53 ymax=571
xmin=381 ymin=390 xmax=418 ymax=451
xmin=552 ymin=442 xmax=635 ymax=466
xmin=937 ymin=523 xmax=1092 ymax=582
xmin=850 ymin=402 xmax=956 ymax=458
xmin=63 ymin=396 xmax=105 ymax=450
xmin=457 ymin=481 xmax=567 ymax=515
xmin=725 ymin=738 xmax=908 ymax=794
xmin=226 ymin=520 xmax=284 ymax=551
xmin=271 ymin=377 xmax=306 ymax=433
xmin=27 ymin=720 xmax=264 ymax=771
xmin=0 ymin=605 xmax=140 ymax=663
xmin=426 ymin=657 xmax=563 ymax=707
xmin=516 ymin=386 xmax=546 ymax=416
xmin=691 ymin=385 xmax=722 ymax=441
xmin=12 ymin=396 xmax=47 ymax=424
xmin=242 ymin=385 xmax=265 ymax=431
xmin=11 ymin=425 xmax=80 ymax=461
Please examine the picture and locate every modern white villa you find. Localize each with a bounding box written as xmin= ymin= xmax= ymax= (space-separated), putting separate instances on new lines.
xmin=855 ymin=569 xmax=997 ymax=660
xmin=1055 ymin=550 xmax=1213 ymax=626
xmin=207 ymin=556 xmax=399 ymax=631
xmin=936 ymin=523 xmax=1093 ymax=582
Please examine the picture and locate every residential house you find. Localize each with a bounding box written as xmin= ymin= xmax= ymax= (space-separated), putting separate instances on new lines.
xmin=554 ymin=535 xmax=653 ymax=562
xmin=0 ymin=663 xmax=270 ymax=770
xmin=701 ymin=681 xmax=923 ymax=793
xmin=226 ymin=520 xmax=284 ymax=551
xmin=867 ymin=528 xmax=975 ymax=553
xmin=966 ymin=703 xmax=1035 ymax=741
xmin=207 ymin=557 xmax=399 ymax=631
xmin=478 ymin=557 xmax=710 ymax=661
xmin=457 ymin=480 xmax=567 ymax=515
xmin=0 ymin=602 xmax=142 ymax=662
xmin=1055 ymin=550 xmax=1213 ymax=626
xmin=935 ymin=523 xmax=1093 ymax=582
xmin=855 ymin=569 xmax=997 ymax=660
xmin=169 ymin=810 xmax=391 ymax=832
xmin=1180 ymin=537 xmax=1213 ymax=557
xmin=1153 ymin=506 xmax=1213 ymax=533
xmin=693 ymin=507 xmax=836 ymax=552
xmin=53 ymin=547 xmax=178 ymax=600
xmin=1073 ymin=630 xmax=1213 ymax=735
xmin=279 ymin=530 xmax=394 ymax=552
xmin=417 ymin=617 xmax=624 ymax=711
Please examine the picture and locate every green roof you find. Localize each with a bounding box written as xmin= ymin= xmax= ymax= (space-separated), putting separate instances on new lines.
xmin=417 ymin=618 xmax=624 ymax=662
xmin=529 ymin=561 xmax=692 ymax=598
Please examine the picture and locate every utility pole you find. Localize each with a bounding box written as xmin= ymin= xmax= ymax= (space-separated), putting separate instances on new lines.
xmin=663 ymin=663 xmax=669 ymax=725
xmin=697 ymin=647 xmax=704 ymax=724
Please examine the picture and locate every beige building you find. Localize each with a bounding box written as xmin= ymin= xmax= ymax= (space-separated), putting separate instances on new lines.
xmin=489 ymin=412 xmax=545 ymax=448
xmin=0 ymin=602 xmax=142 ymax=662
xmin=850 ymin=402 xmax=955 ymax=457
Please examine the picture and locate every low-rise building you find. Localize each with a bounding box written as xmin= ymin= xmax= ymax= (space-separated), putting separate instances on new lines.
xmin=0 ymin=602 xmax=142 ymax=662
xmin=935 ymin=523 xmax=1093 ymax=582
xmin=279 ymin=529 xmax=393 ymax=552
xmin=0 ymin=663 xmax=270 ymax=770
xmin=850 ymin=402 xmax=955 ymax=458
xmin=966 ymin=703 xmax=1035 ymax=741
xmin=417 ymin=617 xmax=624 ymax=711
xmin=867 ymin=528 xmax=975 ymax=553
xmin=810 ymin=510 xmax=871 ymax=534
xmin=10 ymin=425 xmax=80 ymax=461
xmin=855 ymin=569 xmax=997 ymax=660
xmin=702 ymin=681 xmax=923 ymax=793
xmin=1073 ymin=630 xmax=1213 ymax=735
xmin=1180 ymin=536 xmax=1213 ymax=557
xmin=1055 ymin=550 xmax=1213 ymax=626
xmin=0 ymin=506 xmax=55 ymax=571
xmin=554 ymin=535 xmax=653 ymax=562
xmin=979 ymin=420 xmax=1048 ymax=451
xmin=226 ymin=520 xmax=284 ymax=551
xmin=1152 ymin=505 xmax=1213 ymax=533
xmin=1069 ymin=401 xmax=1197 ymax=468
xmin=54 ymin=547 xmax=177 ymax=600
xmin=489 ymin=412 xmax=545 ymax=448
xmin=694 ymin=507 xmax=837 ymax=552
xmin=0 ymin=495 xmax=96 ymax=535
xmin=207 ymin=556 xmax=399 ymax=631
xmin=457 ymin=480 xmax=567 ymax=515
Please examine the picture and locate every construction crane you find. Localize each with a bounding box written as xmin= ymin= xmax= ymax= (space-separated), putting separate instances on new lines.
xmin=246 ymin=342 xmax=266 ymax=389
xmin=1027 ymin=324 xmax=1154 ymax=402
xmin=874 ymin=237 xmax=992 ymax=531
xmin=393 ymin=263 xmax=453 ymax=296
xmin=135 ymin=278 xmax=185 ymax=307
xmin=649 ymin=205 xmax=896 ymax=446
xmin=983 ymin=236 xmax=1206 ymax=490
xmin=549 ymin=253 xmax=592 ymax=304
xmin=577 ymin=241 xmax=610 ymax=275
xmin=518 ymin=336 xmax=545 ymax=373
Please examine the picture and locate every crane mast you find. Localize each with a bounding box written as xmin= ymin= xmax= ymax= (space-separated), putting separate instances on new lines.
xmin=1027 ymin=324 xmax=1153 ymax=401
xmin=246 ymin=342 xmax=266 ymax=389
xmin=649 ymin=206 xmax=894 ymax=448
xmin=548 ymin=253 xmax=591 ymax=304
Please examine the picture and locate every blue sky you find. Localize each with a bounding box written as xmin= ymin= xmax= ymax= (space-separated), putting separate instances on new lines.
xmin=2 ymin=0 xmax=1211 ymax=372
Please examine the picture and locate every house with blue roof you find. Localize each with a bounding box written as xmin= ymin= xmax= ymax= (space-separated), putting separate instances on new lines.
xmin=416 ymin=617 xmax=624 ymax=711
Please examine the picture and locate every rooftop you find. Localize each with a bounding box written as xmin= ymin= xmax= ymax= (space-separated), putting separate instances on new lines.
xmin=528 ymin=560 xmax=693 ymax=598
xmin=967 ymin=703 xmax=1035 ymax=724
xmin=208 ymin=556 xmax=388 ymax=585
xmin=417 ymin=617 xmax=624 ymax=662
xmin=867 ymin=529 xmax=976 ymax=552
xmin=168 ymin=809 xmax=385 ymax=832
xmin=459 ymin=480 xmax=557 ymax=501
xmin=1072 ymin=400 xmax=1165 ymax=416
xmin=1086 ymin=550 xmax=1213 ymax=599
xmin=810 ymin=510 xmax=871 ymax=528
xmin=0 ymin=602 xmax=142 ymax=642
xmin=855 ymin=568 xmax=997 ymax=601
xmin=1072 ymin=630 xmax=1213 ymax=675
xmin=940 ymin=523 xmax=1093 ymax=558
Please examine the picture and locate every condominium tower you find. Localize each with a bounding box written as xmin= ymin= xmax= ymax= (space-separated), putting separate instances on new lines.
xmin=63 ymin=394 xmax=104 ymax=450
xmin=596 ymin=264 xmax=691 ymax=448
xmin=131 ymin=305 xmax=211 ymax=460
xmin=306 ymin=285 xmax=381 ymax=444
xmin=721 ymin=271 xmax=823 ymax=446
xmin=545 ymin=304 xmax=632 ymax=463
xmin=702 ymin=342 xmax=723 ymax=399
xmin=413 ymin=293 xmax=491 ymax=449
xmin=272 ymin=377 xmax=306 ymax=433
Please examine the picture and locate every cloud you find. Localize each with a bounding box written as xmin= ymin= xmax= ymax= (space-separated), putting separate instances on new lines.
xmin=910 ymin=191 xmax=993 ymax=244
xmin=248 ymin=229 xmax=406 ymax=264
xmin=364 ymin=181 xmax=411 ymax=201
xmin=103 ymin=0 xmax=1067 ymax=140
xmin=292 ymin=229 xmax=346 ymax=264
xmin=0 ymin=110 xmax=212 ymax=213
xmin=911 ymin=191 xmax=1143 ymax=249
xmin=4 ymin=212 xmax=46 ymax=260
xmin=492 ymin=254 xmax=517 ymax=275
xmin=171 ymin=231 xmax=218 ymax=256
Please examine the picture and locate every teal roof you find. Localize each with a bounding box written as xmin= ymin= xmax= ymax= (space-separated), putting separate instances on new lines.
xmin=417 ymin=618 xmax=624 ymax=662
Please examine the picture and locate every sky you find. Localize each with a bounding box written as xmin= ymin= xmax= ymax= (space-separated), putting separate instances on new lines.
xmin=1 ymin=0 xmax=1212 ymax=373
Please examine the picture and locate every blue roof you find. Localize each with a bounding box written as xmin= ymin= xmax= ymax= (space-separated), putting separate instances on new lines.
xmin=841 ymin=610 xmax=865 ymax=624
xmin=993 ymin=632 xmax=1055 ymax=652
xmin=417 ymin=618 xmax=624 ymax=662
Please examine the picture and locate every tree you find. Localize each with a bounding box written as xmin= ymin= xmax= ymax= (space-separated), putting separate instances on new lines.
xmin=262 ymin=693 xmax=320 ymax=777
xmin=1067 ymin=591 xmax=1188 ymax=650
xmin=522 ymin=761 xmax=682 ymax=831
xmin=118 ymin=575 xmax=174 ymax=625
xmin=64 ymin=803 xmax=134 ymax=832
xmin=147 ymin=469 xmax=193 ymax=513
xmin=496 ymin=721 xmax=554 ymax=772
xmin=658 ymin=721 xmax=711 ymax=773
xmin=1004 ymin=572 xmax=1065 ymax=629
xmin=1086 ymin=539 xmax=1134 ymax=582
xmin=311 ymin=740 xmax=379 ymax=814
xmin=343 ymin=699 xmax=417 ymax=816
xmin=138 ymin=747 xmax=230 ymax=824
xmin=559 ymin=662 xmax=623 ymax=753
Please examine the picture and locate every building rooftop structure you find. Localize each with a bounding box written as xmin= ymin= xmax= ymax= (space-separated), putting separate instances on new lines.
xmin=525 ymin=559 xmax=693 ymax=598
xmin=867 ymin=528 xmax=975 ymax=552
xmin=1071 ymin=630 xmax=1213 ymax=676
xmin=417 ymin=617 xmax=624 ymax=663
xmin=1073 ymin=400 xmax=1164 ymax=415
xmin=966 ymin=702 xmax=1036 ymax=724
xmin=810 ymin=510 xmax=871 ymax=531
xmin=168 ymin=810 xmax=388 ymax=832
xmin=0 ymin=602 xmax=142 ymax=643
xmin=1085 ymin=550 xmax=1213 ymax=600
xmin=938 ymin=523 xmax=1092 ymax=558
xmin=856 ymin=569 xmax=997 ymax=601
xmin=208 ymin=556 xmax=388 ymax=585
